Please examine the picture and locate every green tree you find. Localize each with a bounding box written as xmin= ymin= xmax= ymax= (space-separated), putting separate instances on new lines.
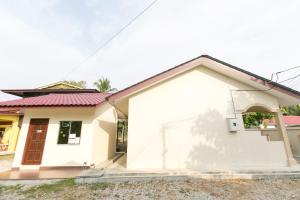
xmin=281 ymin=105 xmax=300 ymax=116
xmin=63 ymin=80 xmax=87 ymax=89
xmin=243 ymin=112 xmax=273 ymax=128
xmin=93 ymin=77 xmax=117 ymax=93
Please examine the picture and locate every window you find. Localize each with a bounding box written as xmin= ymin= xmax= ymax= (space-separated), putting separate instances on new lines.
xmin=0 ymin=128 xmax=5 ymax=140
xmin=57 ymin=121 xmax=82 ymax=144
xmin=0 ymin=128 xmax=8 ymax=151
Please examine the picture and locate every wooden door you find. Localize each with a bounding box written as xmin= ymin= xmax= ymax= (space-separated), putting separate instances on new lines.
xmin=22 ymin=119 xmax=49 ymax=165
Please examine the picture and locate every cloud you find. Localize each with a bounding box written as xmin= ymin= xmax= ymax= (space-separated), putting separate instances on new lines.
xmin=0 ymin=3 xmax=85 ymax=99
xmin=1 ymin=0 xmax=300 ymax=100
xmin=74 ymin=0 xmax=300 ymax=89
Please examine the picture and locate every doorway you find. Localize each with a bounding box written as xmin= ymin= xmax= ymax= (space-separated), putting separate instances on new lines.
xmin=116 ymin=119 xmax=128 ymax=153
xmin=22 ymin=119 xmax=49 ymax=165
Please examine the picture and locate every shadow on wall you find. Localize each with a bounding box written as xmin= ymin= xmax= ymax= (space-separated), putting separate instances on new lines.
xmin=160 ymin=110 xmax=230 ymax=170
xmin=98 ymin=120 xmax=116 ymax=134
xmin=184 ymin=93 xmax=278 ymax=170
xmin=160 ymin=115 xmax=201 ymax=169
xmin=97 ymin=120 xmax=116 ymax=157
xmin=185 ymin=110 xmax=229 ymax=170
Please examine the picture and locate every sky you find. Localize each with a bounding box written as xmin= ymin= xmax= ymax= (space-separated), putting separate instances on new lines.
xmin=1 ymin=0 xmax=300 ymax=100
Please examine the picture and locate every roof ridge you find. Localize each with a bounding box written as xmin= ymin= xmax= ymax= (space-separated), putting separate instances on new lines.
xmin=108 ymin=54 xmax=300 ymax=101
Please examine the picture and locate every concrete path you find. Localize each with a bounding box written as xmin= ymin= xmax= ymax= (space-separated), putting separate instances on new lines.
xmin=76 ymin=165 xmax=300 ymax=184
xmin=76 ymin=170 xmax=300 ymax=184
xmin=0 ymin=168 xmax=85 ymax=180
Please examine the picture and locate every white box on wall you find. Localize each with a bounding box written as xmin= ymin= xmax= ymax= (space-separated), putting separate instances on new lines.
xmin=227 ymin=118 xmax=240 ymax=132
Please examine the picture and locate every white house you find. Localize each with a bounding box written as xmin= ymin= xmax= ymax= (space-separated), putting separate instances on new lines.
xmin=108 ymin=55 xmax=300 ymax=170
xmin=0 ymin=93 xmax=118 ymax=170
xmin=0 ymin=55 xmax=300 ymax=171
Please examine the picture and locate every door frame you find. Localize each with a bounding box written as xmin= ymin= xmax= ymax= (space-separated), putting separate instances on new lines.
xmin=22 ymin=118 xmax=49 ymax=165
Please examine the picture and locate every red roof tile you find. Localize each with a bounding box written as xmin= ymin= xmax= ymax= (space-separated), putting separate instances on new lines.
xmin=266 ymin=116 xmax=300 ymax=125
xmin=282 ymin=116 xmax=300 ymax=125
xmin=0 ymin=93 xmax=110 ymax=108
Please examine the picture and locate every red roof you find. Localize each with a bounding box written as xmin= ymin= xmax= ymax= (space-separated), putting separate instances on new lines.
xmin=282 ymin=116 xmax=300 ymax=125
xmin=267 ymin=116 xmax=300 ymax=125
xmin=0 ymin=93 xmax=110 ymax=108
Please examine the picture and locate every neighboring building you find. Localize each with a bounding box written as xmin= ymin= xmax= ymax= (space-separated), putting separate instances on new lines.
xmin=38 ymin=81 xmax=84 ymax=90
xmin=0 ymin=108 xmax=23 ymax=156
xmin=2 ymin=81 xmax=95 ymax=98
xmin=0 ymin=82 xmax=97 ymax=162
xmin=262 ymin=116 xmax=300 ymax=158
xmin=264 ymin=116 xmax=300 ymax=128
xmin=0 ymin=55 xmax=300 ymax=171
xmin=0 ymin=93 xmax=116 ymax=170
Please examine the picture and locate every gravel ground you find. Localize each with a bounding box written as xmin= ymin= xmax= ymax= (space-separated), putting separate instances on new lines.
xmin=1 ymin=178 xmax=300 ymax=200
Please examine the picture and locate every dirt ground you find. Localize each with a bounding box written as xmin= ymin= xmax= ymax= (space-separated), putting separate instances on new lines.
xmin=1 ymin=178 xmax=300 ymax=200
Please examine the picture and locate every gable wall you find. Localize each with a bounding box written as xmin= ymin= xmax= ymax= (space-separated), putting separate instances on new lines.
xmin=127 ymin=66 xmax=287 ymax=170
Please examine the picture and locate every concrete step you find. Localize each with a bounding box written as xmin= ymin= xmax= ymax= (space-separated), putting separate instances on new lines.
xmin=94 ymin=153 xmax=125 ymax=169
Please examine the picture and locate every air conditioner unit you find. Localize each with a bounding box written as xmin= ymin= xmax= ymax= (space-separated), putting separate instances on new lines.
xmin=227 ymin=118 xmax=240 ymax=132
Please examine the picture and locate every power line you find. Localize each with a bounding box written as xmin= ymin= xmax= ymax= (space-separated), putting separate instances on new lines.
xmin=290 ymin=81 xmax=300 ymax=89
xmin=288 ymin=76 xmax=300 ymax=88
xmin=274 ymin=65 xmax=300 ymax=86
xmin=285 ymin=75 xmax=299 ymax=86
xmin=62 ymin=0 xmax=159 ymax=80
xmin=276 ymin=65 xmax=300 ymax=74
xmin=230 ymin=72 xmax=279 ymax=118
xmin=281 ymin=67 xmax=300 ymax=87
xmin=279 ymin=74 xmax=300 ymax=84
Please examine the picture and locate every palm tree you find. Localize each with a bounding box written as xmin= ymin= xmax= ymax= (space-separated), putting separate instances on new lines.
xmin=93 ymin=77 xmax=117 ymax=93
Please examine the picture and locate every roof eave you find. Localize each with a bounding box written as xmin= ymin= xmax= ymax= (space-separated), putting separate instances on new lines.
xmin=108 ymin=55 xmax=300 ymax=104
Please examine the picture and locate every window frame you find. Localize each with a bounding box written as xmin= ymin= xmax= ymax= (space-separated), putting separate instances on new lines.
xmin=57 ymin=121 xmax=82 ymax=145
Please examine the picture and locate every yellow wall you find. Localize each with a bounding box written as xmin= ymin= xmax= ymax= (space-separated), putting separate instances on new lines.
xmin=45 ymin=84 xmax=78 ymax=89
xmin=0 ymin=115 xmax=20 ymax=152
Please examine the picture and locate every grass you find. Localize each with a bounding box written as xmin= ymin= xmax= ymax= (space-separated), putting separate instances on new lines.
xmin=21 ymin=179 xmax=114 ymax=198
xmin=0 ymin=178 xmax=114 ymax=200
xmin=0 ymin=178 xmax=114 ymax=197
xmin=23 ymin=178 xmax=76 ymax=198
xmin=0 ymin=184 xmax=23 ymax=194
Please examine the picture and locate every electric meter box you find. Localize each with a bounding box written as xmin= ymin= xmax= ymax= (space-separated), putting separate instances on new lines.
xmin=227 ymin=118 xmax=240 ymax=132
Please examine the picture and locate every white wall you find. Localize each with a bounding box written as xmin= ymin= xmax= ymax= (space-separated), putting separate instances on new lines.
xmin=262 ymin=127 xmax=300 ymax=157
xmin=13 ymin=106 xmax=117 ymax=169
xmin=286 ymin=128 xmax=300 ymax=157
xmin=91 ymin=103 xmax=118 ymax=165
xmin=127 ymin=66 xmax=287 ymax=170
